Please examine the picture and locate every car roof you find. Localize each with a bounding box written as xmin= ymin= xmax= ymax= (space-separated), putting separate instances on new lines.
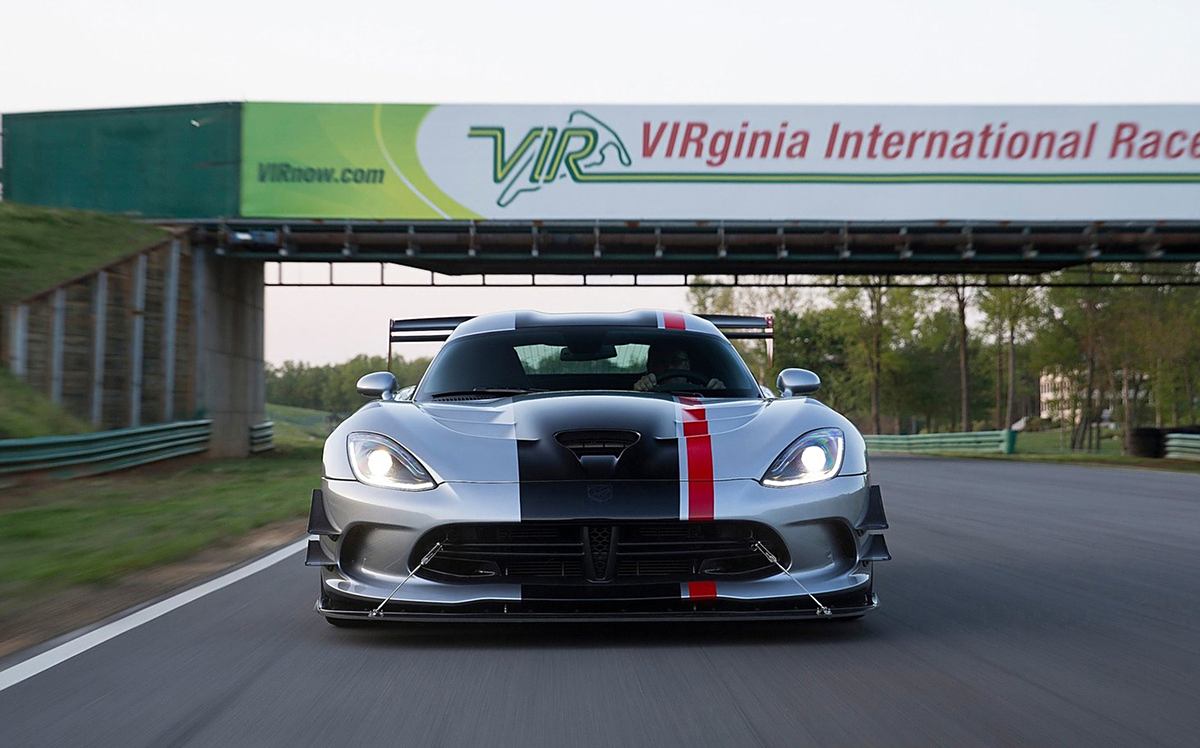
xmin=448 ymin=310 xmax=725 ymax=341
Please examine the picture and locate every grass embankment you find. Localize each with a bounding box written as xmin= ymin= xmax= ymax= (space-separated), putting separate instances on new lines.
xmin=0 ymin=367 xmax=92 ymax=438
xmin=1014 ymin=427 xmax=1121 ymax=456
xmin=267 ymin=402 xmax=338 ymax=445
xmin=0 ymin=202 xmax=168 ymax=305
xmin=0 ymin=404 xmax=342 ymax=622
xmin=1 ymin=203 xmax=170 ymax=437
xmin=0 ymin=443 xmax=322 ymax=608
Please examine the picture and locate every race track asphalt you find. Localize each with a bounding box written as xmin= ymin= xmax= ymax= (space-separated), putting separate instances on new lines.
xmin=2 ymin=457 xmax=1199 ymax=747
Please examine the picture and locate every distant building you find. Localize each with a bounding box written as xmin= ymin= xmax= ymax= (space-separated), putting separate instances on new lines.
xmin=1040 ymin=368 xmax=1129 ymax=426
xmin=1039 ymin=370 xmax=1077 ymax=422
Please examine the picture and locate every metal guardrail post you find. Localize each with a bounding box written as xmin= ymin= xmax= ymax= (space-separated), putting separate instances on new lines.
xmin=1164 ymin=434 xmax=1200 ymax=461
xmin=249 ymin=421 xmax=275 ymax=453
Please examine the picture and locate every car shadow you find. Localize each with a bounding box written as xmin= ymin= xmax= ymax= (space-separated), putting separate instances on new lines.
xmin=330 ymin=617 xmax=873 ymax=651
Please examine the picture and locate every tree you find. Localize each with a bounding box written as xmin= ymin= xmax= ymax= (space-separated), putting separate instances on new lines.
xmin=978 ymin=285 xmax=1037 ymax=430
xmin=772 ymin=306 xmax=860 ymax=415
xmin=833 ymin=279 xmax=918 ymax=434
xmin=687 ymin=275 xmax=810 ymax=383
xmin=949 ymin=277 xmax=972 ymax=431
xmin=892 ymin=306 xmax=960 ymax=433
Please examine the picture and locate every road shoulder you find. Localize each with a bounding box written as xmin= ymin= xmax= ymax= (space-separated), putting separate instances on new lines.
xmin=0 ymin=518 xmax=306 ymax=662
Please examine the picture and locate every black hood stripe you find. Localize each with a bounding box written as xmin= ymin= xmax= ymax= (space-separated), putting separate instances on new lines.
xmin=515 ymin=394 xmax=682 ymax=521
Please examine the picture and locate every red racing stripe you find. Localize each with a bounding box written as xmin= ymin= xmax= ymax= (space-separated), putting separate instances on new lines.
xmin=686 ymin=581 xmax=717 ymax=599
xmin=662 ymin=312 xmax=686 ymax=330
xmin=678 ymin=396 xmax=715 ymax=521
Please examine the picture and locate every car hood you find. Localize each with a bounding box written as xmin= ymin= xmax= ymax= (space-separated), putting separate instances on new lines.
xmin=324 ymin=391 xmax=866 ymax=483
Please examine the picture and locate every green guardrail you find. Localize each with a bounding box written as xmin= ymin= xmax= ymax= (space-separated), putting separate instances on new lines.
xmin=1165 ymin=433 xmax=1200 ymax=461
xmin=250 ymin=420 xmax=275 ymax=453
xmin=864 ymin=429 xmax=1016 ymax=455
xmin=0 ymin=419 xmax=212 ymax=482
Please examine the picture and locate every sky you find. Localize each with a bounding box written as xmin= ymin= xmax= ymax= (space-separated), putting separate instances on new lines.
xmin=4 ymin=0 xmax=1200 ymax=364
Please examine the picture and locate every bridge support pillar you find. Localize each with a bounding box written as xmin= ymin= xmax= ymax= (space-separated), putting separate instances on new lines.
xmin=194 ymin=249 xmax=265 ymax=458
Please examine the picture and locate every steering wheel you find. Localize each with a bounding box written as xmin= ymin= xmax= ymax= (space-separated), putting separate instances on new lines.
xmin=656 ymin=369 xmax=709 ymax=387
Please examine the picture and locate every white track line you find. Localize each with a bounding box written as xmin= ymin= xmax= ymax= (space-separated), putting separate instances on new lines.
xmin=0 ymin=538 xmax=307 ymax=693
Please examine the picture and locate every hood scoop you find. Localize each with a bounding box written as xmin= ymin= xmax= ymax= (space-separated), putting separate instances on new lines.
xmin=555 ymin=430 xmax=640 ymax=478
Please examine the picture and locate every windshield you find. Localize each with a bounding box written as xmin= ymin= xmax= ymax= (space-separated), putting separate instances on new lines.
xmin=416 ymin=327 xmax=761 ymax=400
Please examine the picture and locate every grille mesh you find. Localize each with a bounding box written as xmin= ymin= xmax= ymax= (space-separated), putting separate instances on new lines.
xmin=415 ymin=521 xmax=786 ymax=585
xmin=588 ymin=525 xmax=612 ymax=579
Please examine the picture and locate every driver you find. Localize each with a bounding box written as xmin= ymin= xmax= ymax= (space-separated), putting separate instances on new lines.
xmin=633 ymin=343 xmax=725 ymax=392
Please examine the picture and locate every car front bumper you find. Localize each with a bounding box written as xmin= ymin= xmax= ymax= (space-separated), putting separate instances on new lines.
xmin=308 ymin=473 xmax=889 ymax=620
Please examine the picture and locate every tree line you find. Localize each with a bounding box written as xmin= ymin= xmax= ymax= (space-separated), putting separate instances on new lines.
xmin=266 ymin=354 xmax=430 ymax=415
xmin=266 ymin=265 xmax=1199 ymax=454
xmin=691 ymin=265 xmax=1200 ymax=451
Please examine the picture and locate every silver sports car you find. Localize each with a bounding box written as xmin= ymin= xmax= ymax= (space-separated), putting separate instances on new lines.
xmin=308 ymin=311 xmax=889 ymax=624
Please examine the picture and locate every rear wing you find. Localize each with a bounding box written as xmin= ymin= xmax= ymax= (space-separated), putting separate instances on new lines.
xmin=699 ymin=314 xmax=774 ymax=340
xmin=387 ymin=316 xmax=471 ymax=369
xmin=387 ymin=314 xmax=772 ymax=342
xmin=389 ymin=316 xmax=472 ymax=344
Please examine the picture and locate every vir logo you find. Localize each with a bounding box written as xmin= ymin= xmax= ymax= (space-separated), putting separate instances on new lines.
xmin=468 ymin=110 xmax=632 ymax=207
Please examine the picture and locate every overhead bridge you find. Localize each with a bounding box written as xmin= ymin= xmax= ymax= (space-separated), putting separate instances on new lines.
xmin=193 ymin=220 xmax=1200 ymax=284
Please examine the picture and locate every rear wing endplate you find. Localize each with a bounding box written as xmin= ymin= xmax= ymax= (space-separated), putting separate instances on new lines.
xmin=699 ymin=314 xmax=774 ymax=340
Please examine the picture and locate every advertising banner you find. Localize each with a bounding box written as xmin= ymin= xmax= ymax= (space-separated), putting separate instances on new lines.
xmin=241 ymin=103 xmax=1200 ymax=220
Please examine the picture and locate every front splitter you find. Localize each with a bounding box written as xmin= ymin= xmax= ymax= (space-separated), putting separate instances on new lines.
xmin=316 ymin=593 xmax=878 ymax=623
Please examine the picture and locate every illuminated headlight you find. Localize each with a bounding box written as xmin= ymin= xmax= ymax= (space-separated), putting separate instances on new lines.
xmin=347 ymin=432 xmax=435 ymax=490
xmin=761 ymin=428 xmax=845 ymax=487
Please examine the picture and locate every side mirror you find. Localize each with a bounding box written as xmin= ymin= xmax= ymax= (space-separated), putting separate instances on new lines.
xmin=357 ymin=371 xmax=398 ymax=400
xmin=777 ymin=368 xmax=820 ymax=397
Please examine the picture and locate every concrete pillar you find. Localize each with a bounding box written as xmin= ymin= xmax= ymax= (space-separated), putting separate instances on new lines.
xmin=195 ymin=251 xmax=265 ymax=457
xmin=9 ymin=303 xmax=29 ymax=378
xmin=129 ymin=253 xmax=147 ymax=427
xmin=192 ymin=246 xmax=207 ymax=417
xmin=90 ymin=272 xmax=108 ymax=426
xmin=50 ymin=288 xmax=66 ymax=404
xmin=162 ymin=240 xmax=180 ymax=421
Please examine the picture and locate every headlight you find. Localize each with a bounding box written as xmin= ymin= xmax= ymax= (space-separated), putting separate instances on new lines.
xmin=761 ymin=427 xmax=845 ymax=487
xmin=347 ymin=432 xmax=435 ymax=490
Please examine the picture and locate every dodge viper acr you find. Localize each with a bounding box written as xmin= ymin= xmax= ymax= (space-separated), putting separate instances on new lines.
xmin=308 ymin=310 xmax=890 ymax=624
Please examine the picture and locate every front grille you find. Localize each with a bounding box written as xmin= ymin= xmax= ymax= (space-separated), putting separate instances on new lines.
xmin=505 ymin=559 xmax=585 ymax=578
xmin=414 ymin=521 xmax=787 ymax=585
xmin=616 ymin=558 xmax=692 ymax=575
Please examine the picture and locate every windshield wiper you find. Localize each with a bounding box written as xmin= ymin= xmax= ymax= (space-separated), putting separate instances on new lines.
xmin=430 ymin=387 xmax=542 ymax=399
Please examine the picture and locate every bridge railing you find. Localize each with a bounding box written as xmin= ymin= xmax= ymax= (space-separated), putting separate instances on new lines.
xmin=864 ymin=430 xmax=1016 ymax=455
xmin=1164 ymin=433 xmax=1200 ymax=461
xmin=0 ymin=420 xmax=212 ymax=483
